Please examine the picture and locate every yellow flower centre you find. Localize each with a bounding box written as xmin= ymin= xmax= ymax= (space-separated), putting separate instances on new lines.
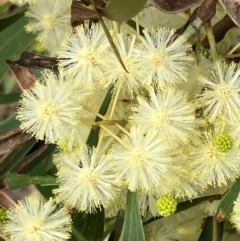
xmin=82 ymin=168 xmax=97 ymax=185
xmin=217 ymin=85 xmax=232 ymax=98
xmin=134 ymin=150 xmax=146 ymax=165
xmin=38 ymin=101 xmax=58 ymax=121
xmin=207 ymin=146 xmax=219 ymax=158
xmin=42 ymin=14 xmax=57 ymax=30
xmin=153 ymin=109 xmax=172 ymax=125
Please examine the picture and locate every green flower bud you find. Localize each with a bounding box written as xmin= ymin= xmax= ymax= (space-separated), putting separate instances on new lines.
xmin=156 ymin=195 xmax=177 ymax=217
xmin=0 ymin=208 xmax=6 ymax=225
xmin=213 ymin=133 xmax=233 ymax=153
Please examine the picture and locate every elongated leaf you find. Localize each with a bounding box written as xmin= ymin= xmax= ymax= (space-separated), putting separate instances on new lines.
xmin=0 ymin=93 xmax=21 ymax=104
xmin=71 ymin=225 xmax=88 ymax=241
xmin=0 ymin=4 xmax=28 ymax=20
xmin=13 ymin=143 xmax=48 ymax=173
xmin=0 ymin=138 xmax=36 ymax=179
xmin=0 ymin=131 xmax=31 ymax=155
xmin=102 ymin=0 xmax=148 ymax=22
xmin=198 ymin=217 xmax=224 ymax=241
xmin=73 ymin=210 xmax=104 ymax=241
xmin=108 ymin=210 xmax=124 ymax=241
xmin=0 ymin=127 xmax=21 ymax=141
xmin=4 ymin=173 xmax=58 ymax=190
xmin=0 ymin=4 xmax=27 ymax=32
xmin=0 ymin=15 xmax=35 ymax=83
xmin=122 ymin=191 xmax=145 ymax=241
xmin=0 ymin=2 xmax=11 ymax=16
xmin=86 ymin=86 xmax=113 ymax=147
xmin=20 ymin=144 xmax=56 ymax=174
xmin=217 ymin=178 xmax=240 ymax=220
xmin=0 ymin=113 xmax=20 ymax=136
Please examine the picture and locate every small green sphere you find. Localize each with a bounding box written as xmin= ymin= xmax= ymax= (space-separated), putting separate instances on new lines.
xmin=156 ymin=195 xmax=177 ymax=217
xmin=0 ymin=208 xmax=6 ymax=225
xmin=213 ymin=133 xmax=233 ymax=153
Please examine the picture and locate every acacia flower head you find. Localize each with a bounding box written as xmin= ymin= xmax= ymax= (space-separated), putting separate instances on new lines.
xmin=17 ymin=70 xmax=89 ymax=145
xmin=25 ymin=0 xmax=72 ymax=54
xmin=129 ymin=88 xmax=197 ymax=148
xmin=54 ymin=147 xmax=120 ymax=213
xmin=189 ymin=128 xmax=240 ymax=187
xmin=58 ymin=24 xmax=110 ymax=91
xmin=198 ymin=61 xmax=240 ymax=122
xmin=100 ymin=33 xmax=145 ymax=94
xmin=134 ymin=27 xmax=193 ymax=88
xmin=109 ymin=126 xmax=184 ymax=194
xmin=3 ymin=196 xmax=71 ymax=241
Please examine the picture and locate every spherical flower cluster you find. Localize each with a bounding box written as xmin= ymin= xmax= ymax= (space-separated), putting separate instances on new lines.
xmin=109 ymin=126 xmax=185 ymax=194
xmin=213 ymin=133 xmax=233 ymax=152
xmin=58 ymin=24 xmax=111 ymax=91
xmin=25 ymin=0 xmax=72 ymax=53
xmin=99 ymin=33 xmax=144 ymax=94
xmin=156 ymin=195 xmax=177 ymax=217
xmin=0 ymin=208 xmax=6 ymax=225
xmin=3 ymin=196 xmax=71 ymax=241
xmin=189 ymin=130 xmax=240 ymax=187
xmin=134 ymin=27 xmax=193 ymax=88
xmin=129 ymin=88 xmax=197 ymax=148
xmin=54 ymin=147 xmax=120 ymax=213
xmin=17 ymin=70 xmax=91 ymax=148
xmin=198 ymin=61 xmax=240 ymax=123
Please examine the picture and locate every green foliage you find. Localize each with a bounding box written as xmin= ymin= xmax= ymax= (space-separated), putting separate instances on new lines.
xmin=0 ymin=93 xmax=21 ymax=104
xmin=86 ymin=86 xmax=113 ymax=147
xmin=122 ymin=191 xmax=145 ymax=241
xmin=71 ymin=225 xmax=89 ymax=241
xmin=0 ymin=8 xmax=35 ymax=83
xmin=0 ymin=139 xmax=36 ymax=179
xmin=217 ymin=178 xmax=240 ymax=219
xmin=198 ymin=217 xmax=225 ymax=241
xmin=0 ymin=113 xmax=20 ymax=136
xmin=4 ymin=173 xmax=58 ymax=190
xmin=72 ymin=211 xmax=104 ymax=241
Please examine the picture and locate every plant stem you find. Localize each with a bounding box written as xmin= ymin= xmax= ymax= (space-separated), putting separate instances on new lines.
xmin=82 ymin=105 xmax=107 ymax=120
xmin=204 ymin=21 xmax=218 ymax=61
xmin=99 ymin=124 xmax=130 ymax=150
xmin=228 ymin=42 xmax=240 ymax=55
xmin=212 ymin=216 xmax=218 ymax=241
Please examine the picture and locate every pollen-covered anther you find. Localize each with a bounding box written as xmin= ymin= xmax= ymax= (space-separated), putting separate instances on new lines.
xmin=213 ymin=133 xmax=233 ymax=153
xmin=156 ymin=195 xmax=177 ymax=217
